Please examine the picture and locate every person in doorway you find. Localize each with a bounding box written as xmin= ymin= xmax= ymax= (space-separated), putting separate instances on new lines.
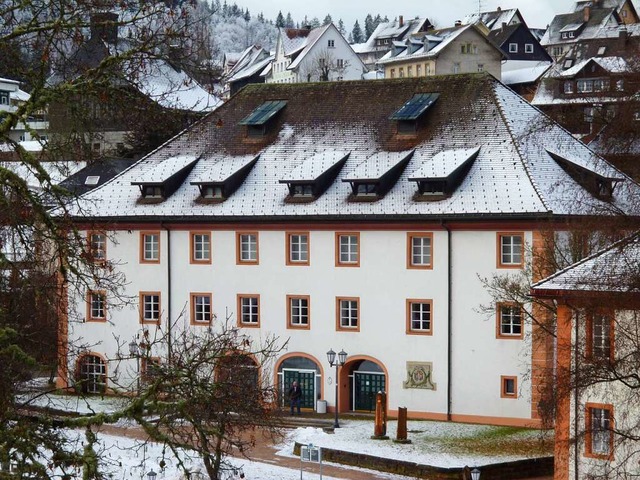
xmin=288 ymin=380 xmax=302 ymax=415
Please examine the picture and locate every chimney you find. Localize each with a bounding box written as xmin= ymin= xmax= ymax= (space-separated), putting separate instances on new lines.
xmin=584 ymin=6 xmax=591 ymax=22
xmin=619 ymin=24 xmax=628 ymax=46
xmin=399 ymin=15 xmax=404 ymax=27
xmin=497 ymin=6 xmax=502 ymax=12
xmin=501 ymin=21 xmax=507 ymax=31
xmin=455 ymin=20 xmax=462 ymax=27
xmin=90 ymin=12 xmax=118 ymax=44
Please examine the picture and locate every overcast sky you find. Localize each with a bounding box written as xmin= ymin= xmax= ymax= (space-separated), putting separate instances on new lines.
xmin=239 ymin=0 xmax=577 ymax=30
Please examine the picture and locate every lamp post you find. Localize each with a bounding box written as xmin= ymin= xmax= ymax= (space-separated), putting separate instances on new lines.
xmin=128 ymin=339 xmax=140 ymax=393
xmin=327 ymin=348 xmax=347 ymax=429
xmin=470 ymin=468 xmax=481 ymax=480
xmin=146 ymin=470 xmax=157 ymax=480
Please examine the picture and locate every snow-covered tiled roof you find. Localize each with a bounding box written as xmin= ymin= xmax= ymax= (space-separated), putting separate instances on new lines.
xmin=280 ymin=28 xmax=313 ymax=56
xmin=532 ymin=234 xmax=640 ymax=294
xmin=463 ymin=8 xmax=521 ymax=30
xmin=357 ymin=18 xmax=432 ymax=54
xmin=282 ymin=151 xmax=349 ymax=182
xmin=343 ymin=151 xmax=413 ymax=181
xmin=0 ymin=160 xmax=86 ymax=189
xmin=288 ymin=25 xmax=331 ymax=70
xmin=409 ymin=148 xmax=480 ymax=179
xmin=61 ymin=75 xmax=640 ymax=221
xmin=501 ymin=62 xmax=552 ymax=85
xmin=558 ymin=56 xmax=628 ymax=77
xmin=190 ymin=155 xmax=257 ymax=184
xmin=132 ymin=155 xmax=198 ymax=185
xmin=133 ymin=58 xmax=222 ymax=112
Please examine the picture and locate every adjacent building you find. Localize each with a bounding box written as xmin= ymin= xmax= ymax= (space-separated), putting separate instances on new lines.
xmin=377 ymin=24 xmax=504 ymax=80
xmin=0 ymin=77 xmax=49 ymax=144
xmin=58 ymin=74 xmax=640 ymax=426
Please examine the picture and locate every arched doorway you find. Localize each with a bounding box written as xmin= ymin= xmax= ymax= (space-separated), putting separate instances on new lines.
xmin=349 ymin=359 xmax=386 ymax=412
xmin=277 ymin=355 xmax=322 ymax=410
xmin=76 ymin=353 xmax=107 ymax=394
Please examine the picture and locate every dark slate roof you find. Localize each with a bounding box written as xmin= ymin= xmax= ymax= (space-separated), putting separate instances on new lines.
xmin=541 ymin=9 xmax=619 ymax=45
xmin=59 ymin=159 xmax=136 ymax=195
xmin=62 ymin=74 xmax=640 ymax=222
xmin=488 ymin=24 xmax=521 ymax=47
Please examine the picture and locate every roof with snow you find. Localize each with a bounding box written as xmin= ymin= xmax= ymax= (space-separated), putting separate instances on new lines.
xmin=409 ymin=148 xmax=480 ymax=179
xmin=541 ymin=8 xmax=620 ymax=46
xmin=61 ymin=74 xmax=640 ymax=222
xmin=357 ymin=18 xmax=433 ymax=53
xmin=281 ymin=151 xmax=349 ymax=182
xmin=463 ymin=8 xmax=524 ymax=31
xmin=501 ymin=61 xmax=552 ymax=85
xmin=558 ymin=55 xmax=629 ymax=77
xmin=532 ymin=233 xmax=640 ymax=295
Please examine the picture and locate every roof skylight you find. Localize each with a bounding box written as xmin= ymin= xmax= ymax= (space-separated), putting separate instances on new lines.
xmin=390 ymin=93 xmax=440 ymax=121
xmin=239 ymin=100 xmax=287 ymax=126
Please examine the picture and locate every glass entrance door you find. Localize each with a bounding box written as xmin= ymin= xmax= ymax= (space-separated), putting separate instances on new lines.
xmin=283 ymin=369 xmax=316 ymax=409
xmin=353 ymin=372 xmax=385 ymax=412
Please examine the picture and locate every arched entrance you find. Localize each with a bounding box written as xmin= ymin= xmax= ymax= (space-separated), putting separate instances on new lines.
xmin=345 ymin=358 xmax=386 ymax=412
xmin=76 ymin=353 xmax=107 ymax=394
xmin=276 ymin=354 xmax=322 ymax=410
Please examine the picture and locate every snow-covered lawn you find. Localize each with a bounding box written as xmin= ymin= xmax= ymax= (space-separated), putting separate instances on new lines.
xmin=277 ymin=420 xmax=553 ymax=468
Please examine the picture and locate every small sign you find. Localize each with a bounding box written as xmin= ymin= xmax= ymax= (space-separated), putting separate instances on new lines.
xmin=301 ymin=444 xmax=322 ymax=463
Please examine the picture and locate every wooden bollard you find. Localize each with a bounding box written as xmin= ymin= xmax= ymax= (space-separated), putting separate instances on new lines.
xmin=371 ymin=391 xmax=389 ymax=440
xmin=394 ymin=407 xmax=412 ymax=444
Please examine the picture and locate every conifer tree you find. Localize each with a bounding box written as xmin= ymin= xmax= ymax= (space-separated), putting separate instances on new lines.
xmin=323 ymin=14 xmax=333 ymax=26
xmin=364 ymin=14 xmax=374 ymax=39
xmin=337 ymin=19 xmax=346 ymax=36
xmin=285 ymin=12 xmax=294 ymax=28
xmin=275 ymin=10 xmax=285 ymax=27
xmin=351 ymin=20 xmax=364 ymax=43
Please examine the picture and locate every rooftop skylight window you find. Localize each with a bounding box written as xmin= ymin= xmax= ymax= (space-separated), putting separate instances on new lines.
xmin=85 ymin=175 xmax=100 ymax=186
xmin=239 ymin=100 xmax=287 ymax=137
xmin=279 ymin=151 xmax=350 ymax=203
xmin=390 ymin=93 xmax=440 ymax=134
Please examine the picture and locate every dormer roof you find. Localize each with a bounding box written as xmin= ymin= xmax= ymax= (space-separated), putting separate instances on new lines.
xmin=132 ymin=155 xmax=198 ymax=185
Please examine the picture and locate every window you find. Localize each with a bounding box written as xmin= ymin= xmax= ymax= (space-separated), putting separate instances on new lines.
xmin=286 ymin=232 xmax=309 ymax=265
xmin=237 ymin=232 xmax=259 ymax=264
xmin=337 ymin=59 xmax=344 ymax=68
xmin=598 ymin=46 xmax=607 ymax=56
xmin=477 ymin=63 xmax=484 ymax=72
xmin=497 ymin=233 xmax=524 ymax=268
xmin=140 ymin=232 xmax=160 ymax=263
xmin=142 ymin=185 xmax=163 ymax=198
xmin=564 ymin=81 xmax=574 ymax=94
xmin=407 ymin=233 xmax=433 ymax=269
xmin=336 ymin=297 xmax=359 ymax=331
xmin=593 ymin=78 xmax=610 ymax=92
xmin=525 ymin=43 xmax=534 ymax=53
xmin=203 ymin=185 xmax=223 ymax=199
xmin=584 ymin=106 xmax=594 ymax=123
xmin=509 ymin=43 xmax=518 ymax=53
xmin=237 ymin=295 xmax=260 ymax=327
xmin=140 ymin=292 xmax=161 ymax=325
xmin=563 ymin=59 xmax=574 ymax=69
xmin=453 ymin=62 xmax=460 ymax=74
xmin=426 ymin=64 xmax=431 ymax=75
xmin=93 ymin=142 xmax=101 ymax=151
xmin=616 ymin=79 xmax=624 ymax=91
xmin=407 ymin=66 xmax=413 ymax=77
xmin=190 ymin=293 xmax=212 ymax=325
xmin=416 ymin=65 xmax=421 ymax=76
xmin=390 ymin=69 xmax=395 ymax=78
xmin=552 ymin=46 xmax=564 ymax=57
xmin=577 ymin=79 xmax=593 ymax=93
xmin=78 ymin=354 xmax=107 ymax=394
xmin=406 ymin=299 xmax=432 ymax=335
xmin=399 ymin=67 xmax=404 ymax=78
xmin=501 ymin=376 xmax=517 ymax=398
xmin=287 ymin=295 xmax=310 ymax=329
xmin=586 ymin=404 xmax=614 ymax=458
xmin=587 ymin=312 xmax=613 ymax=361
xmin=88 ymin=232 xmax=106 ymax=262
xmin=328 ymin=39 xmax=335 ymax=48
xmin=190 ymin=232 xmax=211 ymax=264
xmin=86 ymin=290 xmax=106 ymax=322
xmin=497 ymin=303 xmax=523 ymax=339
xmin=336 ymin=232 xmax=359 ymax=266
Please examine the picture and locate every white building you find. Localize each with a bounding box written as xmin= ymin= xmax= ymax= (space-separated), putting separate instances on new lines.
xmin=267 ymin=24 xmax=366 ymax=84
xmin=58 ymin=74 xmax=640 ymax=427
xmin=0 ymin=77 xmax=49 ymax=144
xmin=532 ymin=235 xmax=640 ymax=479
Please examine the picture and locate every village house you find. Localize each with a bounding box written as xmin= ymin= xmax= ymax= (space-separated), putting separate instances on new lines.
xmin=266 ymin=24 xmax=366 ymax=84
xmin=57 ymin=74 xmax=640 ymax=426
xmin=376 ymin=24 xmax=504 ymax=80
xmin=0 ymin=76 xmax=48 ymax=145
xmin=532 ymin=235 xmax=640 ymax=480
xmin=221 ymin=45 xmax=273 ymax=98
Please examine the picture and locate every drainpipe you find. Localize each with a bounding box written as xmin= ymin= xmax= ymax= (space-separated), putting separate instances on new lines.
xmin=573 ymin=309 xmax=579 ymax=480
xmin=162 ymin=224 xmax=172 ymax=363
xmin=442 ymin=221 xmax=453 ymax=421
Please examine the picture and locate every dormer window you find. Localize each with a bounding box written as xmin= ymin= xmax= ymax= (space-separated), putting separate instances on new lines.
xmin=239 ymin=100 xmax=286 ymax=138
xmin=191 ymin=154 xmax=259 ymax=204
xmin=547 ymin=150 xmax=622 ymax=201
xmin=280 ymin=151 xmax=350 ymax=203
xmin=132 ymin=155 xmax=199 ymax=204
xmin=390 ymin=93 xmax=440 ymax=136
xmin=409 ymin=147 xmax=480 ymax=201
xmin=342 ymin=150 xmax=414 ymax=202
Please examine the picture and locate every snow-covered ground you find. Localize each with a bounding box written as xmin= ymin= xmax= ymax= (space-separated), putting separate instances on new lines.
xmin=16 ymin=389 xmax=552 ymax=479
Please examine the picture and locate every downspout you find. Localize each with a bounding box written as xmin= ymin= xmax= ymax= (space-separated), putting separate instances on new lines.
xmin=573 ymin=309 xmax=579 ymax=480
xmin=442 ymin=221 xmax=453 ymax=421
xmin=162 ymin=224 xmax=172 ymax=363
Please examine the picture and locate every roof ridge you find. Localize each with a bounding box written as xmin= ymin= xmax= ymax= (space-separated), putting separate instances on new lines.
xmin=491 ymin=81 xmax=551 ymax=213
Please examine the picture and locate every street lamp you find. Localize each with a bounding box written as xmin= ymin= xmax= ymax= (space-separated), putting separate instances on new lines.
xmin=470 ymin=468 xmax=481 ymax=480
xmin=146 ymin=470 xmax=157 ymax=480
xmin=327 ymin=348 xmax=347 ymax=429
xmin=129 ymin=339 xmax=140 ymax=393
